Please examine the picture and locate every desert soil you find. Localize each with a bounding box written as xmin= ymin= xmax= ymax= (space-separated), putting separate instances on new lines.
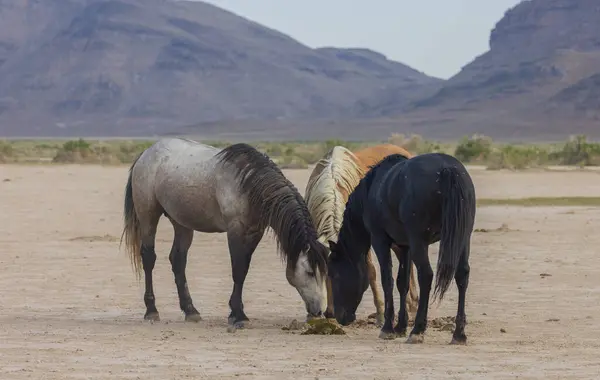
xmin=1 ymin=164 xmax=600 ymax=379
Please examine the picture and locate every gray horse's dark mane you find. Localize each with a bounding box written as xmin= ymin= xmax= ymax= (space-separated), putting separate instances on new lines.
xmin=215 ymin=143 xmax=327 ymax=274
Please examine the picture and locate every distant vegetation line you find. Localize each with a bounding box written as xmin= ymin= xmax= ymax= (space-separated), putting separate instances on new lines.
xmin=1 ymin=134 xmax=599 ymax=170
xmin=477 ymin=197 xmax=600 ymax=207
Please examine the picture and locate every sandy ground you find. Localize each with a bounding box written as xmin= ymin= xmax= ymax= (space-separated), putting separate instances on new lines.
xmin=1 ymin=164 xmax=600 ymax=379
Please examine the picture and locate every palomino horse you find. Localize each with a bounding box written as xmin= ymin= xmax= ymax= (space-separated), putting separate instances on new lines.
xmin=121 ymin=138 xmax=328 ymax=331
xmin=328 ymin=153 xmax=476 ymax=344
xmin=305 ymin=143 xmax=419 ymax=325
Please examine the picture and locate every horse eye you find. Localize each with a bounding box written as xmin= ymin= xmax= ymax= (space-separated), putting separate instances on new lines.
xmin=307 ymin=271 xmax=315 ymax=277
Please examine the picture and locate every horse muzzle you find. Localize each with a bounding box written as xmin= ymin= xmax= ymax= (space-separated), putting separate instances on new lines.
xmin=335 ymin=309 xmax=356 ymax=326
xmin=306 ymin=311 xmax=324 ymax=322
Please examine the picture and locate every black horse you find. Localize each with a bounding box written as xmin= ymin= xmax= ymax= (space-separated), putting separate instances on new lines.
xmin=327 ymin=152 xmax=476 ymax=344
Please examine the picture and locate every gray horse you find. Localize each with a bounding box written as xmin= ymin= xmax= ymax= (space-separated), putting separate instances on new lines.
xmin=120 ymin=138 xmax=328 ymax=330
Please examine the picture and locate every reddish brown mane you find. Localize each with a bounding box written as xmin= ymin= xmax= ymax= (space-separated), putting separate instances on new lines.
xmin=353 ymin=144 xmax=413 ymax=172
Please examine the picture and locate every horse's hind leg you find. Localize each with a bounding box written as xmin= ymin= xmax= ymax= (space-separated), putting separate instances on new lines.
xmin=391 ymin=244 xmax=411 ymax=337
xmin=139 ymin=212 xmax=162 ymax=321
xmin=226 ymin=223 xmax=263 ymax=331
xmin=370 ymin=234 xmax=396 ymax=340
xmin=366 ymin=249 xmax=385 ymax=327
xmin=392 ymin=244 xmax=419 ymax=316
xmin=406 ymin=238 xmax=433 ymax=344
xmin=450 ymin=244 xmax=470 ymax=345
xmin=168 ymin=220 xmax=201 ymax=322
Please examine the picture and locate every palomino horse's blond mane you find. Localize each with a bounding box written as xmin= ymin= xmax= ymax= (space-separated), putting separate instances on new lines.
xmin=305 ymin=146 xmax=364 ymax=246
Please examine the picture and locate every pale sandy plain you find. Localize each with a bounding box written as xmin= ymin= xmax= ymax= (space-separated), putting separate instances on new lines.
xmin=2 ymin=164 xmax=600 ymax=379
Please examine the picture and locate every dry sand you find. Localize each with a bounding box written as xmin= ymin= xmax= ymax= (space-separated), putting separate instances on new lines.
xmin=1 ymin=164 xmax=600 ymax=379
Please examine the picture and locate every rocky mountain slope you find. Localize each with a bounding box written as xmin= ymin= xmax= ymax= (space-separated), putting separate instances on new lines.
xmin=363 ymin=0 xmax=600 ymax=139
xmin=0 ymin=0 xmax=441 ymax=137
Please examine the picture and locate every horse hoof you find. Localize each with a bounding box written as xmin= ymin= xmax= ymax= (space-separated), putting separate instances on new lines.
xmin=144 ymin=312 xmax=160 ymax=322
xmin=406 ymin=334 xmax=424 ymax=344
xmin=378 ymin=331 xmax=397 ymax=340
xmin=450 ymin=337 xmax=467 ymax=345
xmin=235 ymin=321 xmax=247 ymax=329
xmin=367 ymin=313 xmax=384 ymax=327
xmin=185 ymin=313 xmax=202 ymax=323
xmin=226 ymin=320 xmax=247 ymax=333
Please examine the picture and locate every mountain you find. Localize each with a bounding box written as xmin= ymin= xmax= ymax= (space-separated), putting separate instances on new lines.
xmin=363 ymin=0 xmax=600 ymax=140
xmin=2 ymin=0 xmax=600 ymax=141
xmin=0 ymin=0 xmax=441 ymax=137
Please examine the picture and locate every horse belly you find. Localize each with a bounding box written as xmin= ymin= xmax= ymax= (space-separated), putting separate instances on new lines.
xmin=155 ymin=179 xmax=227 ymax=233
xmin=162 ymin=197 xmax=227 ymax=233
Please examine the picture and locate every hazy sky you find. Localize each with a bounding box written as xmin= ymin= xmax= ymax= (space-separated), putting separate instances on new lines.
xmin=200 ymin=0 xmax=523 ymax=79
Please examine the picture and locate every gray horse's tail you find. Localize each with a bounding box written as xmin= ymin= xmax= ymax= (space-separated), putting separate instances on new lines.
xmin=120 ymin=153 xmax=143 ymax=280
xmin=433 ymin=166 xmax=473 ymax=302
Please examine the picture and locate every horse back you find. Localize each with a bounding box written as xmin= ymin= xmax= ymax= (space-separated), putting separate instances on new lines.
xmin=131 ymin=138 xmax=229 ymax=232
xmin=375 ymin=153 xmax=473 ymax=242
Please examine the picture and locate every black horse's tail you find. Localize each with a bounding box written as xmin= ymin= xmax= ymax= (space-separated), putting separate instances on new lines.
xmin=433 ymin=166 xmax=474 ymax=302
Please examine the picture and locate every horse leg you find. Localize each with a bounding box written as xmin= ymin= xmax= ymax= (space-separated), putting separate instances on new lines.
xmin=406 ymin=259 xmax=420 ymax=315
xmin=371 ymin=234 xmax=395 ymax=340
xmin=391 ymin=244 xmax=411 ymax=337
xmin=140 ymin=216 xmax=161 ymax=321
xmin=226 ymin=224 xmax=263 ymax=331
xmin=366 ymin=249 xmax=385 ymax=327
xmin=406 ymin=239 xmax=433 ymax=344
xmin=450 ymin=244 xmax=470 ymax=345
xmin=168 ymin=220 xmax=201 ymax=322
xmin=393 ymin=245 xmax=419 ymax=315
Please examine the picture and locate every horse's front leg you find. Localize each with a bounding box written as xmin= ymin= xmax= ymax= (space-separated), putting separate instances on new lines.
xmin=226 ymin=224 xmax=263 ymax=332
xmin=324 ymin=277 xmax=335 ymax=319
xmin=366 ymin=249 xmax=385 ymax=327
xmin=371 ymin=235 xmax=395 ymax=340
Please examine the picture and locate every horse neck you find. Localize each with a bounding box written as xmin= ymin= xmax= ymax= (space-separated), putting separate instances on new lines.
xmin=337 ymin=186 xmax=372 ymax=262
xmin=308 ymin=150 xmax=362 ymax=244
xmin=269 ymin=185 xmax=318 ymax=255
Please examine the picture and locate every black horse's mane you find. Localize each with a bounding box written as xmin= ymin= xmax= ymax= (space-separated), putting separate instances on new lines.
xmin=364 ymin=153 xmax=410 ymax=188
xmin=215 ymin=143 xmax=327 ymax=274
xmin=336 ymin=153 xmax=410 ymax=262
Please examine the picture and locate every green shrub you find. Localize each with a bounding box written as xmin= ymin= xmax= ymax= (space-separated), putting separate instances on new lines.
xmin=62 ymin=138 xmax=91 ymax=152
xmin=277 ymin=155 xmax=308 ymax=169
xmin=388 ymin=133 xmax=443 ymax=155
xmin=454 ymin=134 xmax=493 ymax=163
xmin=487 ymin=145 xmax=549 ymax=170
xmin=552 ymin=135 xmax=600 ymax=166
xmin=115 ymin=141 xmax=154 ymax=163
xmin=53 ymin=139 xmax=93 ymax=163
xmin=0 ymin=140 xmax=14 ymax=162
